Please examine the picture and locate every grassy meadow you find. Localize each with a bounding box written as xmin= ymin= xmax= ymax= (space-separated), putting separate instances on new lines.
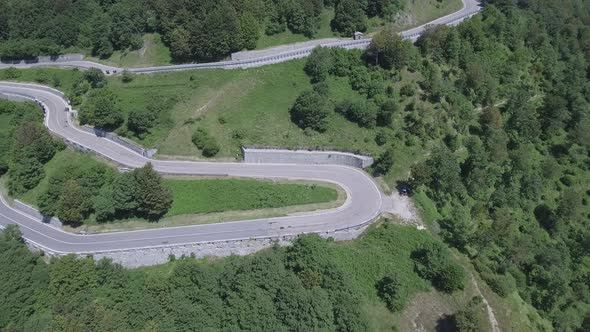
xmin=13 ymin=149 xmax=338 ymax=225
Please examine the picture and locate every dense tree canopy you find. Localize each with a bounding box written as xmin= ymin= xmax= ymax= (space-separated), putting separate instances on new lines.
xmin=0 ymin=226 xmax=438 ymax=331
xmin=0 ymin=100 xmax=62 ymax=195
xmin=0 ymin=0 xmax=405 ymax=61
xmin=291 ymin=0 xmax=590 ymax=329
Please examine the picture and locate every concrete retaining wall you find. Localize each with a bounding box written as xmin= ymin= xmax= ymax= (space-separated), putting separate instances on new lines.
xmin=90 ymin=224 xmax=368 ymax=268
xmin=13 ymin=200 xmax=63 ymax=229
xmin=78 ymin=125 xmax=157 ymax=158
xmin=242 ymin=147 xmax=373 ymax=169
xmin=0 ymin=93 xmax=30 ymax=102
xmin=1 ymin=54 xmax=84 ymax=65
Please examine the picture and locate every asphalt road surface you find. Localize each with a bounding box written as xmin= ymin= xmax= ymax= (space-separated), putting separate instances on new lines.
xmin=0 ymin=82 xmax=383 ymax=254
xmin=0 ymin=1 xmax=482 ymax=255
xmin=0 ymin=0 xmax=481 ymax=74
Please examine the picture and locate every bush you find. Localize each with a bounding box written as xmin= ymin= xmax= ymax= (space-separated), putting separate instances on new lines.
xmin=376 ymin=274 xmax=409 ymax=312
xmin=3 ymin=67 xmax=20 ymax=79
xmin=192 ymin=128 xmax=220 ymax=157
xmin=373 ymin=147 xmax=395 ymax=175
xmin=481 ymin=272 xmax=516 ymax=298
xmin=335 ymin=99 xmax=377 ymax=128
xmin=400 ymin=84 xmax=415 ymax=97
xmin=412 ymin=241 xmax=466 ymax=293
xmin=304 ymin=47 xmax=332 ymax=83
xmin=121 ymin=70 xmax=133 ymax=83
xmin=375 ymin=131 xmax=389 ymax=146
xmin=83 ymin=68 xmax=107 ymax=88
xmin=34 ymin=70 xmax=49 ymax=84
xmin=452 ymin=296 xmax=486 ymax=332
xmin=290 ymin=91 xmax=331 ymax=132
xmin=434 ymin=263 xmax=466 ymax=293
xmin=80 ymin=89 xmax=123 ymax=130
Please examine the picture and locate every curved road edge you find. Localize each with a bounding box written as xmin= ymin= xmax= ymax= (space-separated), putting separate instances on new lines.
xmin=0 ymin=82 xmax=384 ymax=265
xmin=0 ymin=0 xmax=481 ymax=74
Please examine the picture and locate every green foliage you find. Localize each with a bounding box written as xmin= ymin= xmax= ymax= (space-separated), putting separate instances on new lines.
xmin=376 ymin=274 xmax=409 ymax=312
xmin=2 ymin=106 xmax=59 ymax=195
xmin=365 ymin=26 xmax=418 ymax=70
xmin=57 ymin=179 xmax=92 ymax=224
xmin=412 ymin=241 xmax=466 ymax=293
xmin=452 ymin=296 xmax=486 ymax=332
xmin=0 ymin=220 xmax=446 ymax=331
xmin=130 ymin=163 xmax=173 ymax=219
xmin=331 ymin=0 xmax=367 ymax=36
xmin=120 ymin=70 xmax=133 ymax=83
xmin=411 ymin=145 xmax=464 ymax=199
xmin=93 ymin=187 xmax=116 ymax=222
xmin=191 ymin=128 xmax=220 ymax=157
xmin=304 ymin=46 xmax=332 ymax=83
xmin=290 ymin=90 xmax=331 ymax=132
xmin=83 ymin=68 xmax=107 ymax=88
xmin=373 ymin=146 xmax=395 ymax=175
xmin=0 ymin=225 xmax=50 ymax=331
xmin=80 ymin=88 xmax=124 ymax=130
xmin=164 ymin=178 xmax=337 ymax=216
xmin=37 ymin=155 xmax=114 ymax=220
xmin=335 ymin=99 xmax=378 ymax=128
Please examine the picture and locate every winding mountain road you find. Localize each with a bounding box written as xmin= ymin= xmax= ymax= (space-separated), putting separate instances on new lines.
xmin=0 ymin=0 xmax=481 ymax=74
xmin=0 ymin=1 xmax=482 ymax=257
xmin=0 ymin=82 xmax=383 ymax=254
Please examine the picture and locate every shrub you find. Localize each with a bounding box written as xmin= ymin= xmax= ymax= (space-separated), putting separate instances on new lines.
xmin=192 ymin=128 xmax=220 ymax=157
xmin=121 ymin=70 xmax=133 ymax=83
xmin=80 ymin=88 xmax=123 ymax=130
xmin=83 ymin=68 xmax=107 ymax=88
xmin=373 ymin=147 xmax=395 ymax=175
xmin=304 ymin=47 xmax=332 ymax=83
xmin=400 ymin=84 xmax=415 ymax=97
xmin=290 ymin=91 xmax=330 ymax=132
xmin=335 ymin=99 xmax=377 ymax=128
xmin=3 ymin=67 xmax=20 ymax=79
xmin=376 ymin=274 xmax=409 ymax=312
xmin=375 ymin=131 xmax=389 ymax=146
xmin=412 ymin=241 xmax=466 ymax=293
xmin=434 ymin=263 xmax=466 ymax=293
xmin=481 ymin=272 xmax=516 ymax=298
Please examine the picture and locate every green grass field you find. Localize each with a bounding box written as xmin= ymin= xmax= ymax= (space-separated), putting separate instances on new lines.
xmin=164 ymin=177 xmax=337 ymax=217
xmin=15 ymin=149 xmax=338 ymax=223
xmin=107 ymin=60 xmax=378 ymax=156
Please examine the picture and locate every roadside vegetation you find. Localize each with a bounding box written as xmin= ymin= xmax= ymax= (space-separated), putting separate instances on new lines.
xmin=0 ymin=0 xmax=460 ymax=64
xmin=0 ymin=99 xmax=337 ymax=227
xmin=8 ymin=149 xmax=337 ymax=227
xmin=0 ymin=219 xmax=481 ymax=331
xmin=0 ymin=0 xmax=589 ymax=329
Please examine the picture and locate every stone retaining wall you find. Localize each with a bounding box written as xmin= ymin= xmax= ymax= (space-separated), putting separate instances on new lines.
xmin=13 ymin=200 xmax=63 ymax=229
xmin=78 ymin=125 xmax=157 ymax=158
xmin=0 ymin=53 xmax=84 ymax=64
xmin=90 ymin=224 xmax=369 ymax=268
xmin=242 ymin=147 xmax=373 ymax=169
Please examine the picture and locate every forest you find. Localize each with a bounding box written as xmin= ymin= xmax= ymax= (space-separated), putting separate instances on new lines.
xmin=0 ymin=0 xmax=589 ymax=330
xmin=0 ymin=0 xmax=407 ymax=61
xmin=284 ymin=0 xmax=590 ymax=329
xmin=0 ymin=98 xmax=174 ymax=225
xmin=0 ymin=221 xmax=478 ymax=331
